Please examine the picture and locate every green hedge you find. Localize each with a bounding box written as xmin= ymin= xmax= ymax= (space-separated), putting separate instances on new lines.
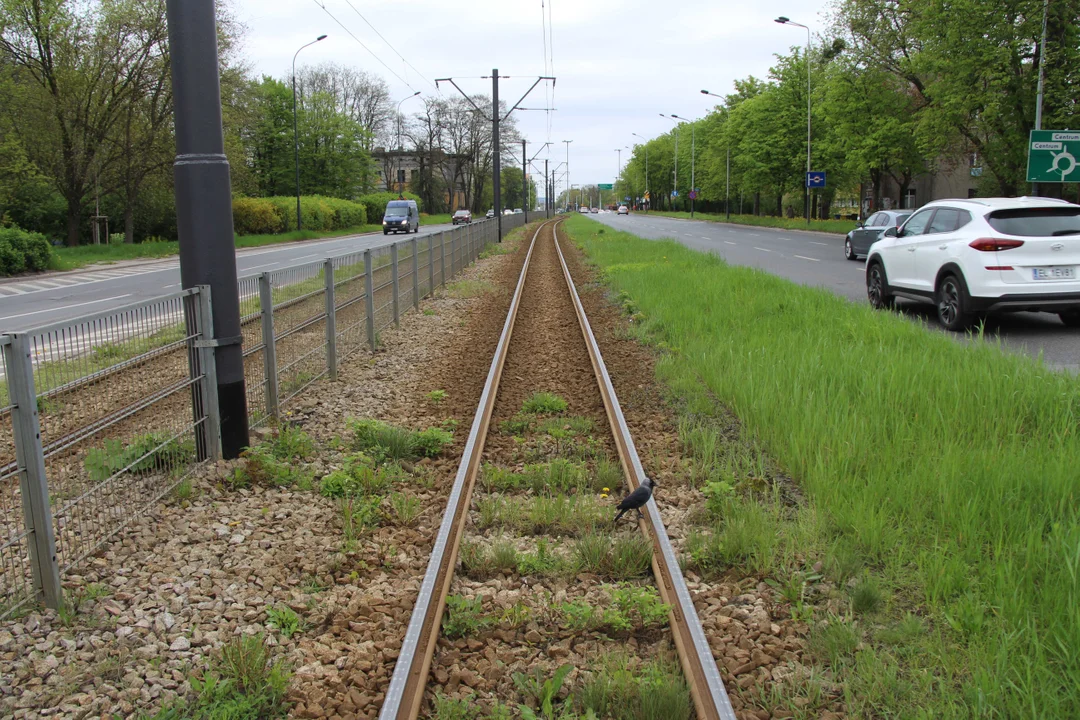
xmin=0 ymin=225 xmax=53 ymax=275
xmin=355 ymin=192 xmax=423 ymax=225
xmin=231 ymin=195 xmax=368 ymax=236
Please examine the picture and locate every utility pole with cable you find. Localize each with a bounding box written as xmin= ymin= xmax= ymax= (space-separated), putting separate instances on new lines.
xmin=436 ymin=70 xmax=555 ymax=240
xmin=292 ymin=34 xmax=327 ymax=232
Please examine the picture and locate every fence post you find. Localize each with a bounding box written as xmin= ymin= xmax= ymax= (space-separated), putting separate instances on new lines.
xmin=428 ymin=234 xmax=435 ymax=299
xmin=324 ymin=259 xmax=337 ymax=380
xmin=391 ymin=243 xmax=400 ymax=328
xmin=4 ymin=334 xmax=62 ymax=610
xmin=196 ymin=286 xmax=222 ymax=459
xmin=411 ymin=236 xmax=419 ymax=310
xmin=364 ymin=249 xmax=376 ymax=351
xmin=258 ymin=273 xmax=280 ymax=422
xmin=440 ymin=232 xmax=446 ymax=287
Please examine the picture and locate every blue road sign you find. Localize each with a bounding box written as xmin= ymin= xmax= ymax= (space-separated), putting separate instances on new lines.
xmin=806 ymin=171 xmax=826 ymax=188
xmin=671 ymin=190 xmax=679 ymax=197
xmin=625 ymin=196 xmax=631 ymax=201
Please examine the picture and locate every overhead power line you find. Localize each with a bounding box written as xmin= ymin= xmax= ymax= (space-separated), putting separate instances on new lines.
xmin=340 ymin=0 xmax=437 ymax=90
xmin=310 ymin=0 xmax=415 ymax=90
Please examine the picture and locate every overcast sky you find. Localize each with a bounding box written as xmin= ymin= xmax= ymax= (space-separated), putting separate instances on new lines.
xmin=234 ymin=0 xmax=832 ymax=198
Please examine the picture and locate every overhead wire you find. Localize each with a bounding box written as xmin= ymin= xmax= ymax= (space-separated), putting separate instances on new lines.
xmin=310 ymin=0 xmax=416 ymax=90
xmin=339 ymin=0 xmax=438 ymax=91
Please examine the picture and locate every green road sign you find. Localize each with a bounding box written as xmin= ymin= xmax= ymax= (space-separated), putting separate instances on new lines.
xmin=1027 ymin=130 xmax=1080 ymax=183
xmin=597 ymin=183 xmax=613 ymax=190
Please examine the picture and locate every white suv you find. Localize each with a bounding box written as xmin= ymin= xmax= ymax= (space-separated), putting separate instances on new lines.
xmin=865 ymin=197 xmax=1080 ymax=331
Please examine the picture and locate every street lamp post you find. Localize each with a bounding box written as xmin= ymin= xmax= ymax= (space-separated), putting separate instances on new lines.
xmin=394 ymin=91 xmax=421 ymax=194
xmin=671 ymin=114 xmax=700 ymax=217
xmin=631 ymin=133 xmax=649 ymax=211
xmin=292 ymin=34 xmax=327 ymax=232
xmin=562 ymin=140 xmax=573 ymax=209
xmin=701 ymin=91 xmax=731 ymax=219
xmin=775 ymin=16 xmax=812 ymax=224
xmin=660 ymin=114 xmax=680 ymax=210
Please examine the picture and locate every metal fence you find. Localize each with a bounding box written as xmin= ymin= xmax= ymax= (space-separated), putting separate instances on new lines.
xmin=0 ymin=213 xmax=531 ymax=617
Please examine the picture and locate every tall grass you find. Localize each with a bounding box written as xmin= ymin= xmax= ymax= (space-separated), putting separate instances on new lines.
xmin=563 ymin=213 xmax=1080 ymax=717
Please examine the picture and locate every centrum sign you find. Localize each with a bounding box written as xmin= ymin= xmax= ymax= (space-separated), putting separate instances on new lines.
xmin=1027 ymin=130 xmax=1080 ymax=183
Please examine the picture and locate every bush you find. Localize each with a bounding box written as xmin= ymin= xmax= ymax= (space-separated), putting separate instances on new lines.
xmin=0 ymin=225 xmax=54 ymax=275
xmin=355 ymin=191 xmax=423 ymax=226
xmin=233 ymin=197 xmax=285 ymax=235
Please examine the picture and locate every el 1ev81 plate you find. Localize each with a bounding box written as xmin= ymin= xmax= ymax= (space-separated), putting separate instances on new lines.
xmin=1031 ymin=266 xmax=1076 ymax=280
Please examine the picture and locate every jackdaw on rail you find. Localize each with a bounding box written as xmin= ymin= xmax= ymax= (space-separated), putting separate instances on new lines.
xmin=612 ymin=477 xmax=656 ymax=525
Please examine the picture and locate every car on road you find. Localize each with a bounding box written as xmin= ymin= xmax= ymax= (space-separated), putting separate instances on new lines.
xmin=845 ymin=210 xmax=912 ymax=260
xmin=382 ymin=199 xmax=419 ymax=234
xmin=485 ymin=209 xmax=495 ymax=219
xmin=590 ymin=208 xmax=599 ymax=214
xmin=503 ymin=208 xmax=515 ymax=216
xmin=865 ymin=197 xmax=1080 ymax=331
xmin=579 ymin=206 xmax=590 ymax=214
xmin=618 ymin=205 xmax=629 ymax=215
xmin=513 ymin=208 xmax=523 ymax=214
xmin=452 ymin=209 xmax=472 ymax=225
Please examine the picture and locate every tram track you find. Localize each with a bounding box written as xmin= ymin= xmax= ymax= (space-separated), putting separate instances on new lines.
xmin=378 ymin=219 xmax=736 ymax=719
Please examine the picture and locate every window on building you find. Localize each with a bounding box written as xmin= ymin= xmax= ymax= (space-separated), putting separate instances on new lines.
xmin=968 ymin=188 xmax=977 ymax=198
xmin=397 ymin=169 xmax=406 ymax=184
xmin=903 ymin=189 xmax=917 ymax=209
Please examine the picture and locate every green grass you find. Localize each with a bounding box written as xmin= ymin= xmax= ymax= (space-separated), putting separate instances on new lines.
xmin=649 ymin=210 xmax=853 ymax=235
xmin=445 ymin=279 xmax=496 ymax=298
xmin=50 ymin=225 xmax=384 ymax=272
xmin=563 ymin=213 xmax=1080 ymax=717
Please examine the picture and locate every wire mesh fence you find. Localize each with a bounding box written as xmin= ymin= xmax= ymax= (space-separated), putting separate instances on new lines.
xmin=0 ymin=213 xmax=535 ymax=617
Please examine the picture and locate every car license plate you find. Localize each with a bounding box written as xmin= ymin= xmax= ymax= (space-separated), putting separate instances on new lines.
xmin=1031 ymin=266 xmax=1076 ymax=280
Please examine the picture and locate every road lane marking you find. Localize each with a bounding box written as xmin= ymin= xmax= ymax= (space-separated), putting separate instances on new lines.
xmin=810 ymin=241 xmax=829 ymax=246
xmin=701 ymin=236 xmax=712 ymax=240
xmin=243 ymin=262 xmax=280 ymax=271
xmin=0 ymin=294 xmax=133 ymax=322
xmin=753 ymin=247 xmax=772 ymax=253
xmin=724 ymin=241 xmax=736 ymax=245
xmin=794 ymin=255 xmax=821 ymax=262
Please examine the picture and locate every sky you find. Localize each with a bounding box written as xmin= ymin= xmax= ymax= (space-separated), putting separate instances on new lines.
xmin=233 ymin=0 xmax=833 ymax=199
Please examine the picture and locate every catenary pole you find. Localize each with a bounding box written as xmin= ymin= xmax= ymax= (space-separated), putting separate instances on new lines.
xmin=166 ymin=0 xmax=249 ymax=458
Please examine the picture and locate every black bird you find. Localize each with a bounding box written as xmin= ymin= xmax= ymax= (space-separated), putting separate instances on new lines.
xmin=612 ymin=477 xmax=656 ymax=524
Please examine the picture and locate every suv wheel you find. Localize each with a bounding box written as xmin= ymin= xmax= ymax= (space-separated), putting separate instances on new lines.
xmin=844 ymin=238 xmax=857 ymax=261
xmin=936 ymin=273 xmax=976 ymax=332
xmin=1058 ymin=309 xmax=1080 ymax=328
xmin=866 ymin=261 xmax=895 ymax=310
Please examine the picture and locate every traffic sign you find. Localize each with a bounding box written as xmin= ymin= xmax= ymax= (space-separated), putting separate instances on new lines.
xmin=806 ymin=171 xmax=826 ymax=188
xmin=688 ymin=190 xmax=698 ymax=200
xmin=671 ymin=190 xmax=679 ymax=197
xmin=624 ymin=196 xmax=631 ymax=202
xmin=1027 ymin=130 xmax=1080 ymax=183
xmin=598 ymin=183 xmax=613 ymax=190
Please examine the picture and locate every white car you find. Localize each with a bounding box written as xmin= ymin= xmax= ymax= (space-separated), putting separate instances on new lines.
xmin=865 ymin=197 xmax=1080 ymax=331
xmin=579 ymin=206 xmax=590 ymax=214
xmin=618 ymin=205 xmax=629 ymax=215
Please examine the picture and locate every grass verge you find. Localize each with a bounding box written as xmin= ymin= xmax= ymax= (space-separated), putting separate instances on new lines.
xmin=648 ymin=210 xmax=853 ymax=235
xmin=563 ymin=212 xmax=1080 ymax=717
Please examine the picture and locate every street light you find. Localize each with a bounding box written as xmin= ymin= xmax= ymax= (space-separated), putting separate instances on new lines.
xmin=562 ymin=140 xmax=573 ymax=208
xmin=292 ymin=34 xmax=327 ymax=231
xmin=393 ymin=91 xmax=421 ymax=193
xmin=660 ymin=114 xmax=680 ymax=210
xmin=775 ymin=16 xmax=812 ymax=224
xmin=631 ymin=133 xmax=649 ymax=211
xmin=701 ymin=89 xmax=723 ymax=99
xmin=700 ymin=91 xmax=731 ymax=219
xmin=671 ymin=114 xmax=700 ymax=218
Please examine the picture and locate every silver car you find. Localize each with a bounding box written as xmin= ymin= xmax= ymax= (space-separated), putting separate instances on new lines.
xmin=845 ymin=210 xmax=912 ymax=260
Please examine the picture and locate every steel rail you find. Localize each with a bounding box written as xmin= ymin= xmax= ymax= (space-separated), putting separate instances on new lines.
xmin=380 ymin=218 xmax=736 ymax=720
xmin=552 ymin=227 xmax=737 ymax=720
xmin=378 ymin=220 xmax=551 ymax=720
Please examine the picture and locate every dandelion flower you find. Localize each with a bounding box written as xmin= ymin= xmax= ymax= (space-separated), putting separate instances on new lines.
xmin=602 ymin=487 xmax=610 ymax=493
xmin=600 ymin=493 xmax=609 ymax=499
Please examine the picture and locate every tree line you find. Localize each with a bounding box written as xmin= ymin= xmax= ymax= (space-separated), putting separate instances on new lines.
xmin=618 ymin=0 xmax=1080 ymax=218
xmin=0 ymin=0 xmax=530 ymax=246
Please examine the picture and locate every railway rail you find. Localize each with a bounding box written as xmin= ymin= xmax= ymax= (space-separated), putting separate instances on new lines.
xmin=379 ymin=219 xmax=737 ymax=719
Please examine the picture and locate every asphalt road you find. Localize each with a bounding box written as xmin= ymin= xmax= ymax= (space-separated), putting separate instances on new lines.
xmin=0 ymin=222 xmax=460 ymax=333
xmin=590 ymin=212 xmax=1080 ymax=372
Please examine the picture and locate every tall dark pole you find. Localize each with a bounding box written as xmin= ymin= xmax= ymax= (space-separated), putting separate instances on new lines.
xmin=522 ymin=140 xmax=528 ymax=223
xmin=492 ymin=69 xmax=502 ymax=242
xmin=544 ymin=158 xmax=549 ymax=214
xmin=166 ymin=0 xmax=249 ymax=458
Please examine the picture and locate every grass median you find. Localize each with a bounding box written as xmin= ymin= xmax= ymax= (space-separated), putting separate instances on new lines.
xmin=649 ymin=210 xmax=853 ymax=235
xmin=562 ymin=213 xmax=1080 ymax=717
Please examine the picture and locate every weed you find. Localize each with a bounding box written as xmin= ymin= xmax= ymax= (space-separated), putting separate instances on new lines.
xmin=413 ymin=426 xmax=453 ymax=457
xmin=608 ymin=584 xmax=669 ymax=629
xmin=517 ymin=539 xmax=568 ymax=577
xmin=594 ymin=459 xmax=622 ymax=494
xmin=230 ymin=445 xmax=310 ymax=489
xmin=300 ymin=575 xmax=327 ymax=594
xmin=536 ymin=415 xmax=594 ymax=436
xmin=851 ymin=575 xmax=885 ymax=615
xmin=348 ymin=418 xmax=452 ymax=463
xmin=877 ymin=613 xmax=924 ymax=646
xmin=319 ymin=455 xmax=392 ymax=498
xmin=388 ymin=492 xmax=421 ymax=526
xmin=522 ymin=392 xmax=569 ymax=415
xmin=446 ymin=279 xmax=496 ymax=298
xmin=500 ymin=413 xmax=535 ymax=436
xmin=492 ymin=541 xmax=520 ymax=572
xmin=173 ymin=479 xmax=194 ymax=501
xmin=499 ymin=601 xmax=533 ymax=628
xmin=432 ymin=693 xmax=479 ymax=719
xmin=809 ymin=617 xmax=860 ymax=666
xmin=427 ymin=389 xmax=448 ymax=404
xmin=273 ymin=425 xmax=315 ymax=460
xmin=266 ymin=606 xmax=306 ymax=639
xmin=576 ymin=651 xmax=690 ymax=720
xmin=514 ymin=664 xmax=573 ymax=719
xmin=339 ymin=495 xmax=382 ymax=549
xmin=573 ymin=532 xmax=651 ymax=579
xmin=443 ymin=595 xmax=491 ymax=638
xmin=84 ymin=433 xmax=194 ymax=483
xmin=684 ymin=498 xmax=779 ymax=575
xmin=423 ymin=308 xmax=437 ymax=316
